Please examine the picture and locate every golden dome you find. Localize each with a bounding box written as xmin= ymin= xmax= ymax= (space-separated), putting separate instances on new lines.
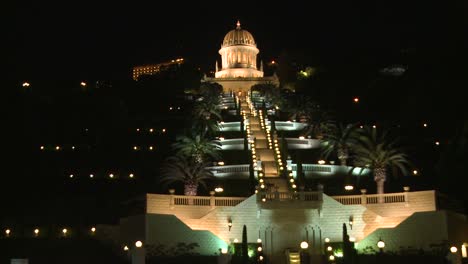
xmin=222 ymin=21 xmax=256 ymax=47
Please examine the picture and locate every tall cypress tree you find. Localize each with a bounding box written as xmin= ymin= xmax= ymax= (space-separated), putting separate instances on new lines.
xmin=242 ymin=225 xmax=248 ymax=264
xmin=343 ymin=223 xmax=353 ymax=264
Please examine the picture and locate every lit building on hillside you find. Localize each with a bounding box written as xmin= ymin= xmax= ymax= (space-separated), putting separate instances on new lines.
xmin=132 ymin=58 xmax=184 ymax=81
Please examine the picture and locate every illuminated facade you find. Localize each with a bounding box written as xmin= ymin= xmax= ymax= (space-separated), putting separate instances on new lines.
xmin=117 ymin=22 xmax=468 ymax=264
xmin=204 ymin=21 xmax=279 ymax=92
xmin=132 ymin=58 xmax=184 ymax=81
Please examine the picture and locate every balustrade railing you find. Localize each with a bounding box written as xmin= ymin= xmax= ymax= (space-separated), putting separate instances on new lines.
xmin=170 ymin=194 xmax=245 ymax=207
xmin=207 ymin=164 xmax=250 ymax=174
xmin=258 ymin=191 xmax=322 ymax=202
xmin=332 ymin=192 xmax=407 ymax=205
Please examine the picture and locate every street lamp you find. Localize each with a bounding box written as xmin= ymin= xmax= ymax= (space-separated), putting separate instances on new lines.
xmin=135 ymin=240 xmax=143 ymax=248
xmin=300 ymin=241 xmax=310 ymax=264
xmin=377 ymin=237 xmax=385 ymax=253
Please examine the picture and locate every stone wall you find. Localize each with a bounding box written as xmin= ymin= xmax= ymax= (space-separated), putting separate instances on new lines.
xmin=355 ymin=210 xmax=468 ymax=253
xmin=141 ymin=190 xmax=444 ymax=264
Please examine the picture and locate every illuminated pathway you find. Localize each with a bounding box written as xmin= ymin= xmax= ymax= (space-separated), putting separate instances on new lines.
xmin=240 ymin=96 xmax=289 ymax=192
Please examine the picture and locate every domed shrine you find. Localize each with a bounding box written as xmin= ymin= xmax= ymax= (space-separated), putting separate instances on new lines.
xmin=203 ymin=21 xmax=279 ymax=93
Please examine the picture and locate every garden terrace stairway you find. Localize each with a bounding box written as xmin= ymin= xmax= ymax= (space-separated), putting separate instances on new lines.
xmin=240 ymin=96 xmax=293 ymax=195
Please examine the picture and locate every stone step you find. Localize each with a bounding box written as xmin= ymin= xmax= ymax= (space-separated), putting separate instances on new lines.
xmin=255 ymin=139 xmax=268 ymax=149
xmin=256 ymin=149 xmax=275 ymax=161
xmin=264 ymin=178 xmax=289 ymax=192
xmin=263 ymin=161 xmax=279 ymax=176
xmin=250 ymin=124 xmax=262 ymax=131
xmin=253 ymin=131 xmax=266 ymax=140
xmin=250 ymin=120 xmax=260 ymax=126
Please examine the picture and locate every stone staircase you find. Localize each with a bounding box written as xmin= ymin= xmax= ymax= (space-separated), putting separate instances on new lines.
xmin=286 ymin=250 xmax=300 ymax=264
xmin=240 ymin=96 xmax=287 ymax=181
xmin=264 ymin=178 xmax=289 ymax=192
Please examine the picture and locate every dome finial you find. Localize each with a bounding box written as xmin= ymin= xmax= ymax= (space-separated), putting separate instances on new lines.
xmin=236 ymin=20 xmax=241 ymax=29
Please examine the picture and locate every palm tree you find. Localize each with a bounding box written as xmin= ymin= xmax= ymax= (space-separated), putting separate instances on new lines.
xmin=251 ymin=83 xmax=283 ymax=108
xmin=321 ymin=123 xmax=360 ymax=166
xmin=193 ymin=99 xmax=222 ymax=121
xmin=160 ymin=156 xmax=214 ymax=196
xmin=353 ymin=127 xmax=410 ymax=197
xmin=199 ymin=82 xmax=223 ymax=102
xmin=172 ymin=134 xmax=221 ymax=163
xmin=285 ymin=95 xmax=317 ymax=123
xmin=192 ymin=117 xmax=220 ymax=138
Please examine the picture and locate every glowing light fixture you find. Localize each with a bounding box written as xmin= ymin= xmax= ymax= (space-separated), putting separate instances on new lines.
xmin=353 ymin=97 xmax=359 ymax=103
xmin=233 ymin=238 xmax=239 ymax=243
xmin=228 ymin=219 xmax=232 ymax=231
xmin=5 ymin=229 xmax=10 ymax=236
xmin=413 ymin=170 xmax=418 ymax=175
xmin=80 ymin=82 xmax=86 ymax=87
xmin=221 ymin=248 xmax=228 ymax=254
xmin=377 ymin=238 xmax=385 ymax=250
xmin=300 ymin=241 xmax=309 ymax=249
xmin=325 ymin=238 xmax=330 ymax=243
xmin=62 ymin=228 xmax=68 ymax=235
xmin=135 ymin=241 xmax=143 ymax=248
xmin=129 ymin=173 xmax=134 ymax=178
xmin=91 ymin=227 xmax=96 ymax=233
xmin=450 ymin=246 xmax=458 ymax=253
xmin=123 ymin=245 xmax=129 ymax=251
xmin=349 ymin=237 xmax=356 ymax=242
xmin=34 ymin=228 xmax=39 ymax=236
xmin=257 ymin=238 xmax=262 ymax=243
xmin=215 ymin=187 xmax=224 ymax=193
xmin=327 ymin=246 xmax=333 ymax=251
xmin=318 ymin=160 xmax=326 ymax=165
xmin=257 ymin=246 xmax=262 ymax=252
xmin=345 ymin=185 xmax=354 ymax=191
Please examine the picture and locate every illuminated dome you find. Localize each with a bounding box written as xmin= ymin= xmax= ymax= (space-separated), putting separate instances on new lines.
xmin=222 ymin=21 xmax=256 ymax=47
xmin=215 ymin=21 xmax=263 ymax=78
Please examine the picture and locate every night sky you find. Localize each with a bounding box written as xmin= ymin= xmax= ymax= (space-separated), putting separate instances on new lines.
xmin=9 ymin=1 xmax=468 ymax=81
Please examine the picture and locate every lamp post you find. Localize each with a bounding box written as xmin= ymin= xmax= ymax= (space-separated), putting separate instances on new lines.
xmin=377 ymin=237 xmax=385 ymax=254
xmin=132 ymin=240 xmax=145 ymax=264
xmin=300 ymin=241 xmax=309 ymax=264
